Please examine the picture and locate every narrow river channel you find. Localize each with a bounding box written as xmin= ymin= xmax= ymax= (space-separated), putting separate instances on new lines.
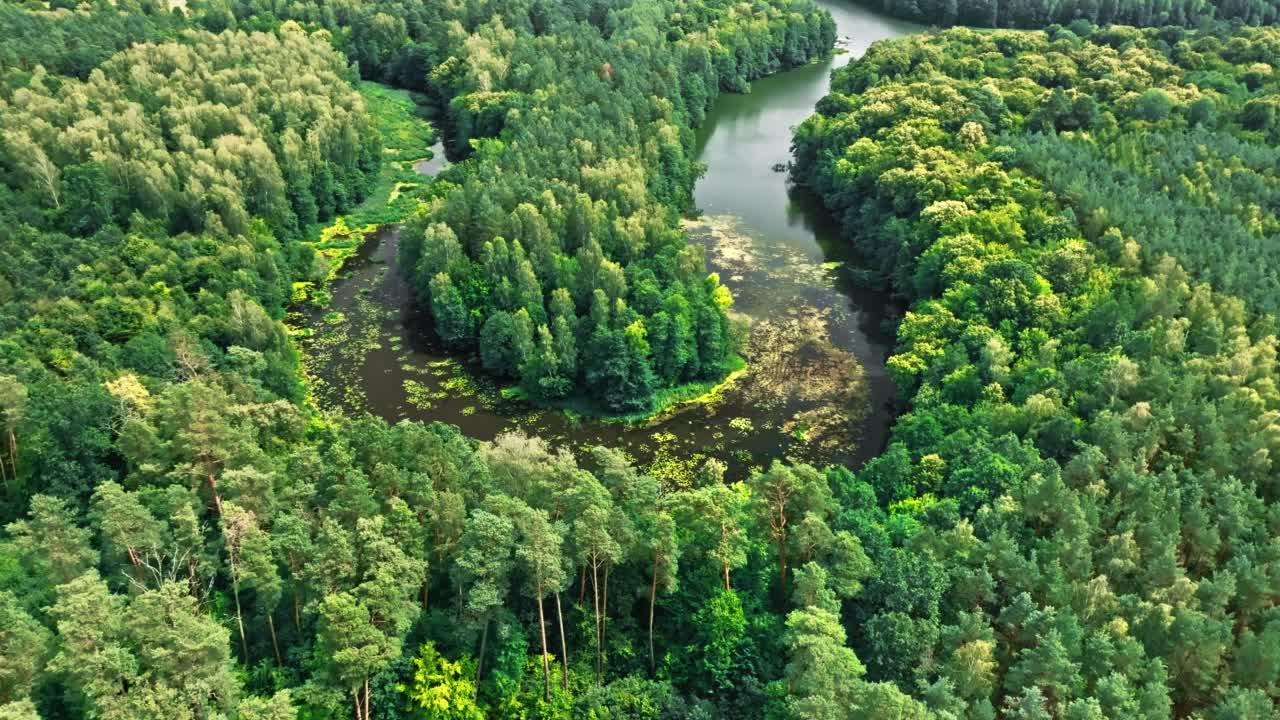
xmin=300 ymin=2 xmax=919 ymax=483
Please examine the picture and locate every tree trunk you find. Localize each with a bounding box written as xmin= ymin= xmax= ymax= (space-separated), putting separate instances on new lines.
xmin=293 ymin=592 xmax=301 ymax=631
xmin=8 ymin=430 xmax=17 ymax=478
xmin=776 ymin=506 xmax=788 ymax=592
xmin=723 ymin=562 xmax=731 ymax=592
xmin=364 ymin=677 xmax=371 ymax=720
xmin=353 ymin=688 xmax=364 ymax=720
xmin=34 ymin=155 xmax=60 ymax=209
xmin=187 ymin=555 xmax=200 ymax=598
xmin=207 ymin=472 xmax=224 ymax=515
xmin=231 ymin=576 xmax=249 ymax=664
xmin=591 ymin=561 xmax=602 ymax=685
xmin=475 ymin=616 xmax=489 ymax=693
xmin=268 ymin=613 xmax=282 ymax=666
xmin=649 ymin=558 xmax=659 ymax=674
xmin=579 ymin=564 xmax=587 ymax=602
xmin=536 ymin=590 xmax=551 ymax=701
xmin=602 ymin=563 xmax=610 ymax=678
xmin=555 ymin=592 xmax=569 ymax=691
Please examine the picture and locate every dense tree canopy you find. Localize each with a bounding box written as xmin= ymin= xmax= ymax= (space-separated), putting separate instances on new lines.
xmin=0 ymin=0 xmax=183 ymax=79
xmin=1 ymin=23 xmax=379 ymax=239
xmin=185 ymin=0 xmax=835 ymax=413
xmin=4 ymin=0 xmax=1280 ymax=717
xmin=793 ymin=22 xmax=1280 ymax=719
xmin=0 ymin=0 xmax=906 ymax=718
xmin=868 ymin=0 xmax=1280 ymax=30
xmin=0 ymin=22 xmax=381 ymax=515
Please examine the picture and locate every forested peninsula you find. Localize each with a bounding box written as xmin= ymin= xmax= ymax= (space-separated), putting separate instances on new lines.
xmin=1 ymin=0 xmax=1279 ymax=719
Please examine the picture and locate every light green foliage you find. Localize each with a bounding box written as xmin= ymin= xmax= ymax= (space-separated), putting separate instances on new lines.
xmin=0 ymin=25 xmax=377 ymax=239
xmin=677 ymin=482 xmax=750 ymax=590
xmin=748 ymin=461 xmax=833 ymax=589
xmin=5 ymin=495 xmax=98 ymax=590
xmin=687 ymin=590 xmax=748 ymax=695
xmin=573 ymin=676 xmax=690 ymax=719
xmin=404 ymin=643 xmax=484 ymax=720
xmin=122 ymin=582 xmax=239 ymax=718
xmin=0 ymin=592 xmax=49 ymax=705
xmin=234 ymin=691 xmax=298 ymax=720
xmin=783 ymin=603 xmax=865 ymax=720
xmin=0 ymin=699 xmax=40 ymax=720
xmin=48 ymin=573 xmax=236 ymax=720
xmin=454 ymin=509 xmax=516 ymax=628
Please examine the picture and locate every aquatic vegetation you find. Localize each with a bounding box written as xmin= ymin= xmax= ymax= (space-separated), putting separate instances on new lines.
xmin=734 ymin=307 xmax=870 ymax=458
xmin=685 ymin=215 xmax=832 ymax=291
xmin=646 ymin=446 xmax=709 ymax=490
xmin=440 ymin=373 xmax=479 ymax=397
xmin=403 ymin=379 xmax=435 ymax=410
xmin=789 ymin=422 xmax=811 ymax=442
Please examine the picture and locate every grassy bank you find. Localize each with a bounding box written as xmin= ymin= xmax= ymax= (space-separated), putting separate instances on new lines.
xmin=292 ymin=82 xmax=439 ymax=306
xmin=502 ymin=355 xmax=750 ymax=426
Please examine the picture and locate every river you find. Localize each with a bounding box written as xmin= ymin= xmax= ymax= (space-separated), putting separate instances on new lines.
xmin=298 ymin=2 xmax=918 ymax=484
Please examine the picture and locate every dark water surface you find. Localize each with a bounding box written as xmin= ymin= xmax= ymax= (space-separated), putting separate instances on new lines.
xmin=299 ymin=2 xmax=918 ymax=482
xmin=689 ymin=2 xmax=922 ymax=468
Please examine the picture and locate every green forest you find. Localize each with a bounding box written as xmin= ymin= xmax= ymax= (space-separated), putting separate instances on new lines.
xmin=793 ymin=20 xmax=1280 ymax=719
xmin=1 ymin=0 xmax=1279 ymax=719
xmin=866 ymin=0 xmax=1279 ymax=30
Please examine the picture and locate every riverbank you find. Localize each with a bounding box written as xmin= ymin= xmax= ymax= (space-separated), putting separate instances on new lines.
xmin=292 ymin=82 xmax=441 ymax=309
xmin=502 ymin=355 xmax=751 ymax=427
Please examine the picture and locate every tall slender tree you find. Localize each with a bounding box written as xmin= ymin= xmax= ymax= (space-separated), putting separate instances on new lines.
xmin=574 ymin=502 xmax=621 ymax=684
xmin=452 ymin=508 xmax=515 ymax=688
xmin=514 ymin=507 xmax=568 ymax=700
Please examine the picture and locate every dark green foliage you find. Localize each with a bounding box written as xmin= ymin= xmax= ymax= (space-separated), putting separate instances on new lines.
xmin=0 ymin=2 xmax=882 ymax=717
xmin=793 ymin=22 xmax=1280 ymax=720
xmin=869 ymin=0 xmax=1280 ymax=28
xmin=479 ymin=310 xmax=534 ymax=379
